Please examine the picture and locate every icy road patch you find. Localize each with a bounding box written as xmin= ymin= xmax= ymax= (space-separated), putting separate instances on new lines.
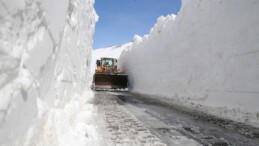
xmin=94 ymin=92 xmax=166 ymax=146
xmin=94 ymin=92 xmax=201 ymax=146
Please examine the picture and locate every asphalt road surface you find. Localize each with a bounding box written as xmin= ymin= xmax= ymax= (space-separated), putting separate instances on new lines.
xmin=94 ymin=91 xmax=259 ymax=146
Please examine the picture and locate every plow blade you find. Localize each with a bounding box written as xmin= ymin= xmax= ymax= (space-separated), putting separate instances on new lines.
xmin=93 ymin=73 xmax=128 ymax=90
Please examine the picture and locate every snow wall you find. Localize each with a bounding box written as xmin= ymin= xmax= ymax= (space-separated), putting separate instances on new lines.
xmin=119 ymin=0 xmax=259 ymax=127
xmin=0 ymin=0 xmax=98 ymax=145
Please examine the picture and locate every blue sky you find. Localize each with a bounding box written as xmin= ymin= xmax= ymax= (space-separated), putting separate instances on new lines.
xmin=93 ymin=0 xmax=181 ymax=49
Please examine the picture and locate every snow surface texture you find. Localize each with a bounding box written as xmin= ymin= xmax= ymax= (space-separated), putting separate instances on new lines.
xmin=0 ymin=0 xmax=99 ymax=145
xmin=91 ymin=43 xmax=132 ymax=74
xmin=95 ymin=92 xmax=169 ymax=146
xmin=119 ymin=0 xmax=259 ymax=128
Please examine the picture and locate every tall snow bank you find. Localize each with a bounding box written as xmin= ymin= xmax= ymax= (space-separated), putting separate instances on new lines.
xmin=119 ymin=0 xmax=259 ymax=127
xmin=0 ymin=0 xmax=98 ymax=145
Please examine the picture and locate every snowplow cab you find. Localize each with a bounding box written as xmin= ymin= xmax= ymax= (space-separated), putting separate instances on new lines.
xmin=92 ymin=57 xmax=128 ymax=90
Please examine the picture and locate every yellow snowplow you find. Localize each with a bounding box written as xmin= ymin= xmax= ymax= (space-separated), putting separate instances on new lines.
xmin=92 ymin=57 xmax=128 ymax=90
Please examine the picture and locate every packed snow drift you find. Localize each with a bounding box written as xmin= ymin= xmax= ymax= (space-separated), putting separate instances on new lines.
xmin=0 ymin=0 xmax=99 ymax=145
xmin=119 ymin=0 xmax=259 ymax=128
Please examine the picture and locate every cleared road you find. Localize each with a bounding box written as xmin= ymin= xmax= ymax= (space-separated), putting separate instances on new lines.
xmin=94 ymin=91 xmax=259 ymax=146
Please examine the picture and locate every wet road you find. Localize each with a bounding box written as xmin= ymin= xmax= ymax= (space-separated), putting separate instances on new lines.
xmin=94 ymin=91 xmax=259 ymax=146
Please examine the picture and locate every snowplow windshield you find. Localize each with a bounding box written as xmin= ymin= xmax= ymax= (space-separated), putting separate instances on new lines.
xmin=102 ymin=58 xmax=113 ymax=66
